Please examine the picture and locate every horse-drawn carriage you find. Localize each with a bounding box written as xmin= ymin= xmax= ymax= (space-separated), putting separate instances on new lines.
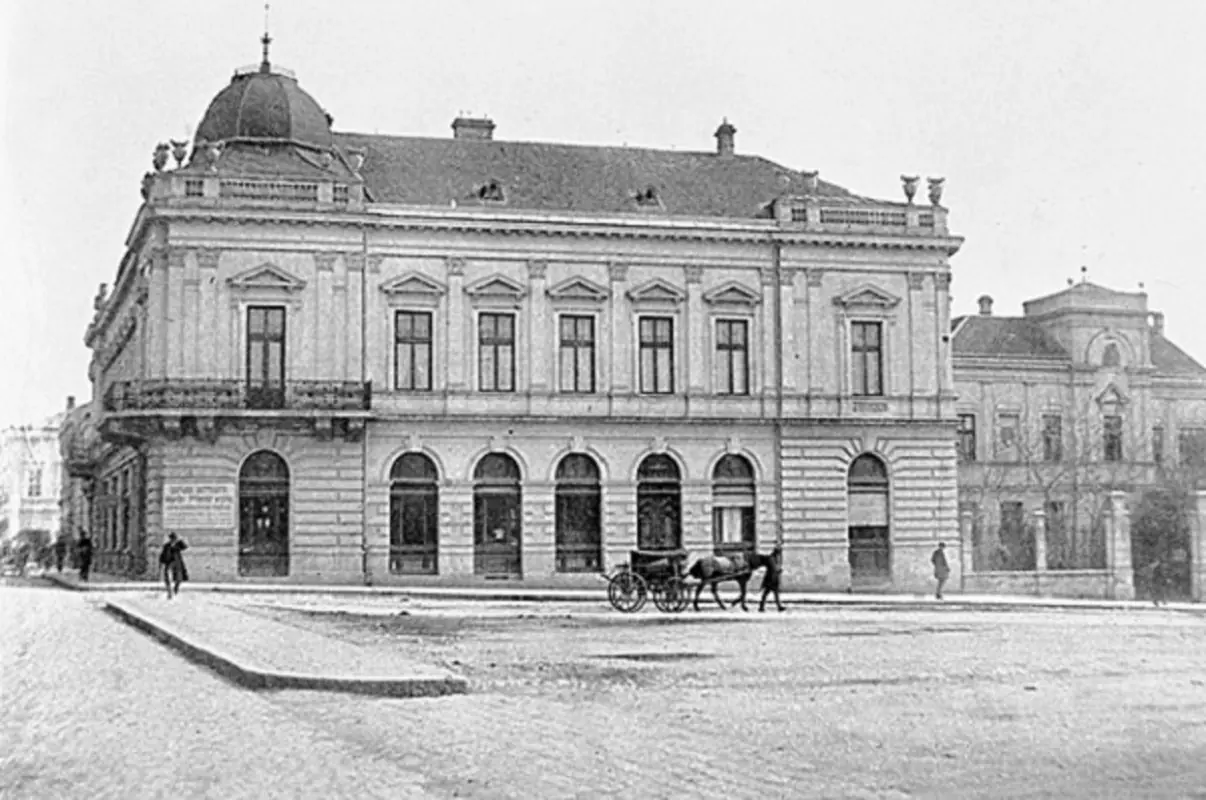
xmin=605 ymin=546 xmax=784 ymax=613
xmin=605 ymin=549 xmax=692 ymax=613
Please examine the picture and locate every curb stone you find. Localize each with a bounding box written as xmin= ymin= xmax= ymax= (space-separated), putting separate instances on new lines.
xmin=103 ymin=600 xmax=469 ymax=699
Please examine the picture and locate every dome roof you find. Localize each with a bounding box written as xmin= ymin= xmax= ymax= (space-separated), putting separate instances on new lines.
xmin=194 ymin=64 xmax=333 ymax=150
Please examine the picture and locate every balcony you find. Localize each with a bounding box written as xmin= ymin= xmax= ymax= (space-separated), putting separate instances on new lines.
xmin=101 ymin=379 xmax=372 ymax=443
xmin=774 ymin=196 xmax=949 ymax=237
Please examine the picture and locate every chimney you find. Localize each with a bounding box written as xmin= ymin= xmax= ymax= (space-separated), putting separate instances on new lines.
xmin=977 ymin=294 xmax=993 ymax=316
xmin=714 ymin=118 xmax=736 ymax=158
xmin=451 ymin=116 xmax=495 ymax=141
xmin=66 ymin=396 xmax=75 ymax=411
xmin=1151 ymin=312 xmax=1165 ymax=336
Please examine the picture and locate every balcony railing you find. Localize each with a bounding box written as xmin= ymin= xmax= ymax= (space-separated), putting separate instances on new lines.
xmin=103 ymin=379 xmax=372 ymax=413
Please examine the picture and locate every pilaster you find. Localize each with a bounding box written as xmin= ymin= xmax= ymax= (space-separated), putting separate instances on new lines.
xmin=608 ymin=263 xmax=631 ymax=392
xmin=528 ymin=260 xmax=550 ymax=391
xmin=1107 ymin=490 xmax=1135 ymax=600
xmin=1192 ymin=490 xmax=1206 ymax=602
xmin=685 ymin=266 xmax=705 ymax=393
xmin=1032 ymin=509 xmax=1047 ymax=572
xmin=446 ymin=258 xmax=467 ymax=390
xmin=780 ymin=269 xmax=798 ymax=392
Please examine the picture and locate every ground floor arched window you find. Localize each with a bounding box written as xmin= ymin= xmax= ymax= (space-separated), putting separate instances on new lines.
xmin=474 ymin=453 xmax=522 ymax=577
xmin=847 ymin=453 xmax=890 ymax=584
xmin=238 ymin=450 xmax=290 ymax=577
xmin=712 ymin=454 xmax=755 ymax=557
xmin=390 ymin=452 xmax=439 ymax=574
xmin=637 ymin=454 xmax=681 ymax=550
xmin=555 ymin=454 xmax=601 ymax=572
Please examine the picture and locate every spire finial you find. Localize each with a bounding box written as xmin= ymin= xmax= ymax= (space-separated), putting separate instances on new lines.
xmin=260 ymin=3 xmax=272 ymax=72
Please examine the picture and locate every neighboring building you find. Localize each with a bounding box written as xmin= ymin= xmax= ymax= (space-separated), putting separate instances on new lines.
xmin=952 ymin=284 xmax=1206 ymax=601
xmin=59 ymin=397 xmax=107 ymax=563
xmin=66 ymin=41 xmax=964 ymax=590
xmin=0 ymin=409 xmax=65 ymax=552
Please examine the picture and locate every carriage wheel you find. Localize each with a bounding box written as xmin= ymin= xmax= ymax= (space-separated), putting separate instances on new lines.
xmin=607 ymin=571 xmax=648 ymax=613
xmin=652 ymin=577 xmax=689 ymax=613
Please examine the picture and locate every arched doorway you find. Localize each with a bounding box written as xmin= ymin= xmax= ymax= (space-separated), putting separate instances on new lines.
xmin=637 ymin=454 xmax=681 ymax=550
xmin=238 ymin=451 xmax=290 ymax=577
xmin=555 ymin=454 xmax=602 ymax=572
xmin=847 ymin=453 xmax=890 ymax=585
xmin=474 ymin=453 xmax=522 ymax=577
xmin=713 ymin=454 xmax=755 ymax=557
xmin=390 ymin=453 xmax=439 ymax=574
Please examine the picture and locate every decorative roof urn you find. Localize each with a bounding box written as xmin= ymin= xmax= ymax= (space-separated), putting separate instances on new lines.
xmin=901 ymin=175 xmax=920 ymax=204
xmin=927 ymin=177 xmax=946 ymax=206
xmin=152 ymin=142 xmax=170 ymax=172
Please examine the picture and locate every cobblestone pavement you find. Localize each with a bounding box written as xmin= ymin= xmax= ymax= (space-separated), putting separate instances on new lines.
xmin=7 ymin=584 xmax=1206 ymax=799
xmin=234 ymin=594 xmax=1206 ymax=799
xmin=0 ymin=585 xmax=433 ymax=800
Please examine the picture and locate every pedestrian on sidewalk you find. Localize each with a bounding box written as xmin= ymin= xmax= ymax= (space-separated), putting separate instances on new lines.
xmin=53 ymin=535 xmax=67 ymax=573
xmin=159 ymin=532 xmax=189 ymax=599
xmin=758 ymin=544 xmax=786 ymax=613
xmin=1147 ymin=558 xmax=1167 ymax=607
xmin=76 ymin=531 xmax=94 ymax=582
xmin=931 ymin=542 xmax=950 ymax=600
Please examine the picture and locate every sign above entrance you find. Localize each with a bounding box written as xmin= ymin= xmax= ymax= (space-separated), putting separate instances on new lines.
xmin=163 ymin=483 xmax=236 ymax=529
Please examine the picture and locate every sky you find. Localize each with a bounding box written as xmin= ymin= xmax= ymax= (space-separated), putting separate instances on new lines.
xmin=2 ymin=0 xmax=1205 ymax=429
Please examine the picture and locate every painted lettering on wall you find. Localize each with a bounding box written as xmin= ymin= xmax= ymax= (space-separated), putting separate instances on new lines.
xmin=162 ymin=483 xmax=236 ymax=529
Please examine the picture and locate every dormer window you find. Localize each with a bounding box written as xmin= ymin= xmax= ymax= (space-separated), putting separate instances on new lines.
xmin=476 ymin=179 xmax=506 ymax=202
xmin=634 ymin=185 xmax=660 ymax=208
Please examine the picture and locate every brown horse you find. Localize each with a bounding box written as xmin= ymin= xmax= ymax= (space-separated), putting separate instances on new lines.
xmin=686 ymin=547 xmax=781 ymax=611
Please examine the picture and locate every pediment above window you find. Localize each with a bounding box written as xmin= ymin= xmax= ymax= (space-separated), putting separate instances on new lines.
xmin=226 ymin=263 xmax=307 ymax=292
xmin=465 ymin=273 xmax=527 ymax=307
xmin=547 ymin=276 xmax=610 ymax=305
xmin=1096 ymin=382 xmax=1130 ymax=409
xmin=703 ymin=281 xmax=761 ymax=307
xmin=833 ymin=283 xmax=901 ymax=310
xmin=626 ymin=278 xmax=685 ymax=307
xmin=379 ymin=272 xmax=447 ymax=297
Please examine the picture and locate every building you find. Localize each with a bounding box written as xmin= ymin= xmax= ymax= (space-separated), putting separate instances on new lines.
xmin=1 ymin=408 xmax=66 ymax=552
xmin=952 ymin=283 xmax=1206 ymax=601
xmin=64 ymin=42 xmax=964 ymax=589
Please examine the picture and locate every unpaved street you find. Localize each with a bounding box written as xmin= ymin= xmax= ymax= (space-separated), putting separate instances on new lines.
xmin=5 ymin=583 xmax=1206 ymax=799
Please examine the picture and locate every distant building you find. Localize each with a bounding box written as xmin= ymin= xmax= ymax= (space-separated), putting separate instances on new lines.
xmin=64 ymin=42 xmax=964 ymax=589
xmin=0 ymin=409 xmax=65 ymax=551
xmin=952 ymin=284 xmax=1206 ymax=601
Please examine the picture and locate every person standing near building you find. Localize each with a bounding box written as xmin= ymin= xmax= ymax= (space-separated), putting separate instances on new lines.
xmin=931 ymin=542 xmax=951 ymax=600
xmin=75 ymin=531 xmax=94 ymax=582
xmin=53 ymin=535 xmax=68 ymax=573
xmin=159 ymin=532 xmax=189 ymax=599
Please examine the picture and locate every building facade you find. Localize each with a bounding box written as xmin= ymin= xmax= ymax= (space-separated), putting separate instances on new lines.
xmin=953 ymin=284 xmax=1206 ymax=601
xmin=1 ymin=409 xmax=65 ymax=551
xmin=65 ymin=48 xmax=964 ymax=590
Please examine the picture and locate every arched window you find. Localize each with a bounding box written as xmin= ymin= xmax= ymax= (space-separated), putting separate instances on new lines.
xmin=1102 ymin=342 xmax=1121 ymax=368
xmin=555 ymin=454 xmax=602 ymax=572
xmin=389 ymin=453 xmax=439 ymax=574
xmin=238 ymin=451 xmax=290 ymax=577
xmin=712 ymin=455 xmax=755 ymax=556
xmin=637 ymin=454 xmax=681 ymax=550
xmin=847 ymin=454 xmax=889 ymax=584
xmin=473 ymin=453 xmax=522 ymax=577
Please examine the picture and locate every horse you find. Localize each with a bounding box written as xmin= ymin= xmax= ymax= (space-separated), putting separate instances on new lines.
xmin=686 ymin=546 xmax=782 ymax=612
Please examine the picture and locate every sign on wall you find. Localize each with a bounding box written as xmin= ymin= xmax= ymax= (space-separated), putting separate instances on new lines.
xmin=162 ymin=483 xmax=236 ymax=529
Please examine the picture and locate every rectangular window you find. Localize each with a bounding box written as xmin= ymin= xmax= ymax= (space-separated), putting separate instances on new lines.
xmin=639 ymin=317 xmax=674 ymax=394
xmin=558 ymin=315 xmax=596 ymax=394
xmin=394 ymin=311 xmax=433 ymax=391
xmin=1042 ymin=415 xmax=1063 ymax=462
xmin=996 ymin=413 xmax=1020 ymax=462
xmin=714 ymin=320 xmax=750 ymax=395
xmin=1179 ymin=427 xmax=1206 ymax=469
xmin=851 ymin=321 xmax=883 ymax=396
xmin=1153 ymin=426 xmax=1165 ymax=465
xmin=1045 ymin=500 xmax=1067 ymax=570
xmin=478 ymin=313 xmax=515 ymax=392
xmin=997 ymin=501 xmax=1035 ymax=571
xmin=247 ymin=306 xmax=286 ymax=409
xmin=1104 ymin=415 xmax=1124 ymax=462
xmin=957 ymin=414 xmax=977 ymax=463
xmin=25 ymin=467 xmax=42 ymax=498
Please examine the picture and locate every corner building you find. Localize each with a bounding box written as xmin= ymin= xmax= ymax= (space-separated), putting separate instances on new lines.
xmin=71 ymin=52 xmax=964 ymax=590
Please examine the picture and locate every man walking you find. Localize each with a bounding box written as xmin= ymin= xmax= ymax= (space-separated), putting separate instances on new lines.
xmin=758 ymin=544 xmax=786 ymax=613
xmin=76 ymin=531 xmax=94 ymax=582
xmin=159 ymin=532 xmax=189 ymax=599
xmin=931 ymin=541 xmax=950 ymax=600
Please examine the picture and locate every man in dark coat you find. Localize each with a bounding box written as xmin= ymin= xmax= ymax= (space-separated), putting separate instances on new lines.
xmin=931 ymin=542 xmax=951 ymax=600
xmin=53 ymin=535 xmax=68 ymax=573
xmin=758 ymin=545 xmax=786 ymax=613
xmin=159 ymin=532 xmax=189 ymax=599
xmin=76 ymin=532 xmax=94 ymax=582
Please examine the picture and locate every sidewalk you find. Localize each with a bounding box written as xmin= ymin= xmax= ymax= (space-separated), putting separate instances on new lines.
xmin=47 ymin=569 xmax=1199 ymax=613
xmin=104 ymin=593 xmax=468 ymax=699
